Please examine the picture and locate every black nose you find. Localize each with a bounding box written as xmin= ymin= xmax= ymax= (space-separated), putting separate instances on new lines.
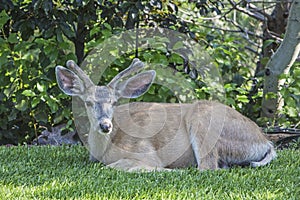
xmin=99 ymin=122 xmax=112 ymax=133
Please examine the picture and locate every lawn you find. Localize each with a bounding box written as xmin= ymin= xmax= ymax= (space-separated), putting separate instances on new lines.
xmin=0 ymin=145 xmax=299 ymax=199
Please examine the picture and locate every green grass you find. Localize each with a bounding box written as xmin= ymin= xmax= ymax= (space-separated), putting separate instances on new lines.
xmin=0 ymin=146 xmax=299 ymax=200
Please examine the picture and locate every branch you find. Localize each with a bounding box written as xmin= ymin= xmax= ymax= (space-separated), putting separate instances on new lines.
xmin=223 ymin=16 xmax=263 ymax=39
xmin=228 ymin=0 xmax=269 ymax=22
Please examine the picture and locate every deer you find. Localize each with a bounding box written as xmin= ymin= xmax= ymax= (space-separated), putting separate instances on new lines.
xmin=55 ymin=58 xmax=276 ymax=172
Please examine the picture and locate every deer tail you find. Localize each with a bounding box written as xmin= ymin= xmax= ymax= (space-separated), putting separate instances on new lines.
xmin=250 ymin=143 xmax=276 ymax=167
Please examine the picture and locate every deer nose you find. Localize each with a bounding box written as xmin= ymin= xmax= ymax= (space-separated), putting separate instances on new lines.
xmin=99 ymin=120 xmax=112 ymax=133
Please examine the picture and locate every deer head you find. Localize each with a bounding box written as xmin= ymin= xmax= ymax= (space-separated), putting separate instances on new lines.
xmin=55 ymin=58 xmax=156 ymax=135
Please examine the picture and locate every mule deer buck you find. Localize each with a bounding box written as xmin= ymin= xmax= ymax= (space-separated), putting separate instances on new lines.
xmin=55 ymin=58 xmax=276 ymax=171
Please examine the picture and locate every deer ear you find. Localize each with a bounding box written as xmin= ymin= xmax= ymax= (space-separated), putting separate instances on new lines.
xmin=116 ymin=70 xmax=156 ymax=99
xmin=55 ymin=66 xmax=85 ymax=96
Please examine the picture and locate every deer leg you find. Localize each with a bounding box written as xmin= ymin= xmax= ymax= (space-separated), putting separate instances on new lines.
xmin=107 ymin=158 xmax=172 ymax=172
xmin=190 ymin=132 xmax=219 ymax=170
xmin=197 ymin=149 xmax=219 ymax=170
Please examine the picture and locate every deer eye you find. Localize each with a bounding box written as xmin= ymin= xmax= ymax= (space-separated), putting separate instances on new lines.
xmin=112 ymin=101 xmax=117 ymax=106
xmin=109 ymin=98 xmax=117 ymax=106
xmin=85 ymin=101 xmax=94 ymax=107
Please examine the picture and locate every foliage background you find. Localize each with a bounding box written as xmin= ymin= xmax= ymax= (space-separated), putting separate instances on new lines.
xmin=0 ymin=0 xmax=299 ymax=144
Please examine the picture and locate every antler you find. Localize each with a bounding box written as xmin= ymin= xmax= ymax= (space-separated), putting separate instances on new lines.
xmin=108 ymin=58 xmax=145 ymax=89
xmin=66 ymin=60 xmax=94 ymax=89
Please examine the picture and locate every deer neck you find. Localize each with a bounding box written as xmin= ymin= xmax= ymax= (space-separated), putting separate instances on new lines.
xmin=88 ymin=124 xmax=113 ymax=162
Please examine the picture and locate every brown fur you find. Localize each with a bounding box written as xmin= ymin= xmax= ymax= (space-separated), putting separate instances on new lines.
xmin=88 ymin=101 xmax=276 ymax=171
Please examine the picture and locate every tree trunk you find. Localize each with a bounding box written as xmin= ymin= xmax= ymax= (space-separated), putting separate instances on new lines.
xmin=263 ymin=1 xmax=290 ymax=57
xmin=256 ymin=1 xmax=290 ymax=75
xmin=261 ymin=0 xmax=300 ymax=118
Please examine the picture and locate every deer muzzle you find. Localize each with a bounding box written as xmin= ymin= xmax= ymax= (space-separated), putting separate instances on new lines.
xmin=99 ymin=119 xmax=113 ymax=134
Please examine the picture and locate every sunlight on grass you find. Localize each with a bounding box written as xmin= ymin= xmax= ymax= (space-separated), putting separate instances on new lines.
xmin=0 ymin=146 xmax=299 ymax=199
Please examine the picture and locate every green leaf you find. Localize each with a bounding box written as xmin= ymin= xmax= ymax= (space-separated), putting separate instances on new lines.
xmin=293 ymin=68 xmax=300 ymax=79
xmin=222 ymin=48 xmax=231 ymax=56
xmin=46 ymin=96 xmax=59 ymax=113
xmin=56 ymin=29 xmax=64 ymax=43
xmin=90 ymin=26 xmax=100 ymax=37
xmin=237 ymin=95 xmax=249 ymax=103
xmin=22 ymin=90 xmax=36 ymax=97
xmin=265 ymin=92 xmax=277 ymax=99
xmin=60 ymin=22 xmax=75 ymax=39
xmin=33 ymin=106 xmax=48 ymax=123
xmin=285 ymin=107 xmax=298 ymax=117
xmin=37 ymin=82 xmax=46 ymax=92
xmin=285 ymin=96 xmax=296 ymax=108
xmin=172 ymin=41 xmax=184 ymax=50
xmin=0 ymin=10 xmax=10 ymax=29
xmin=142 ymin=52 xmax=153 ymax=61
xmin=8 ymin=33 xmax=19 ymax=44
xmin=15 ymin=99 xmax=28 ymax=111
xmin=169 ymin=54 xmax=183 ymax=64
xmin=43 ymin=27 xmax=54 ymax=38
xmin=0 ymin=51 xmax=9 ymax=67
xmin=31 ymin=97 xmax=41 ymax=108
xmin=263 ymin=39 xmax=275 ymax=49
xmin=8 ymin=110 xmax=17 ymax=121
xmin=288 ymin=87 xmax=300 ymax=95
xmin=103 ymin=22 xmax=112 ymax=30
xmin=226 ymin=97 xmax=235 ymax=105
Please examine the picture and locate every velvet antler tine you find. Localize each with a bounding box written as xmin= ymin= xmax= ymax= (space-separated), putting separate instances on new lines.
xmin=108 ymin=58 xmax=145 ymax=89
xmin=66 ymin=60 xmax=94 ymax=89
